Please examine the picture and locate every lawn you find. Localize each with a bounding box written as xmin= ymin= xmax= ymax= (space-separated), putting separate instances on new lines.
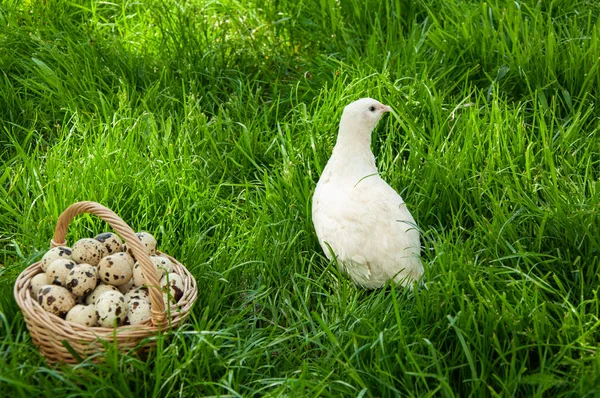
xmin=1 ymin=0 xmax=600 ymax=396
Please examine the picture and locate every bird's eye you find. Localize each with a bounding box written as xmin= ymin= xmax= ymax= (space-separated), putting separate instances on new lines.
xmin=369 ymin=106 xmax=376 ymax=112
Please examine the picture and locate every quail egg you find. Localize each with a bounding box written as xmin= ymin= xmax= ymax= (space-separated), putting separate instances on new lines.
xmin=38 ymin=285 xmax=75 ymax=317
xmin=72 ymin=238 xmax=108 ymax=266
xmin=132 ymin=259 xmax=165 ymax=287
xmin=124 ymin=286 xmax=150 ymax=303
xmin=94 ymin=232 xmax=123 ymax=254
xmin=66 ymin=304 xmax=98 ymax=327
xmin=125 ymin=298 xmax=152 ymax=325
xmin=30 ymin=272 xmax=51 ymax=296
xmin=95 ymin=290 xmax=127 ymax=327
xmin=85 ymin=284 xmax=120 ymax=305
xmin=47 ymin=258 xmax=77 ymax=286
xmin=65 ymin=263 xmax=98 ymax=297
xmin=117 ymin=278 xmax=134 ymax=294
xmin=40 ymin=246 xmax=73 ymax=272
xmin=124 ymin=231 xmax=157 ymax=258
xmin=151 ymin=255 xmax=173 ymax=274
xmin=160 ymin=272 xmax=184 ymax=304
xmin=136 ymin=232 xmax=157 ymax=254
xmin=98 ymin=252 xmax=134 ymax=286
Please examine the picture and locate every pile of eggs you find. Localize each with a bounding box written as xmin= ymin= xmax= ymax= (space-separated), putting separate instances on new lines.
xmin=30 ymin=232 xmax=184 ymax=327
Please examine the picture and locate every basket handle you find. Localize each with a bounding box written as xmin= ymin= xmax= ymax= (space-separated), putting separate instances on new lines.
xmin=50 ymin=201 xmax=166 ymax=326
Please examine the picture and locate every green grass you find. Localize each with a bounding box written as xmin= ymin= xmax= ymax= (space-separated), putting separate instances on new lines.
xmin=1 ymin=0 xmax=600 ymax=396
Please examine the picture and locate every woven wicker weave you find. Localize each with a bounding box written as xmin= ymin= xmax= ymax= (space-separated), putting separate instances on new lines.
xmin=13 ymin=201 xmax=198 ymax=364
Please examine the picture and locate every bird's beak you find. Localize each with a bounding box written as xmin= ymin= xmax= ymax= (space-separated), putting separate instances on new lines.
xmin=381 ymin=105 xmax=392 ymax=113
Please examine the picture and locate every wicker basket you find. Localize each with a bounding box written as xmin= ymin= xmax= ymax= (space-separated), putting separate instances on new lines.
xmin=13 ymin=201 xmax=198 ymax=364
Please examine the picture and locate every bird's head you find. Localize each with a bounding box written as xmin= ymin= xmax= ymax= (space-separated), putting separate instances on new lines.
xmin=340 ymin=98 xmax=392 ymax=133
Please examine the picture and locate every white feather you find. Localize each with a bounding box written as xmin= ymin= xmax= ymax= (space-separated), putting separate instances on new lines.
xmin=312 ymin=98 xmax=423 ymax=289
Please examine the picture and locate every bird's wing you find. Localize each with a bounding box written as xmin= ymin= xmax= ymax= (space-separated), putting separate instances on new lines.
xmin=313 ymin=176 xmax=421 ymax=285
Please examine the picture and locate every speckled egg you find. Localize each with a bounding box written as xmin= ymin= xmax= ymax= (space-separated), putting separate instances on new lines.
xmin=47 ymin=258 xmax=77 ymax=286
xmin=124 ymin=286 xmax=150 ymax=303
xmin=38 ymin=285 xmax=75 ymax=317
xmin=126 ymin=298 xmax=152 ymax=325
xmin=94 ymin=232 xmax=123 ymax=255
xmin=71 ymin=238 xmax=108 ymax=266
xmin=98 ymin=252 xmax=134 ymax=286
xmin=151 ymin=255 xmax=173 ymax=274
xmin=30 ymin=273 xmax=51 ymax=296
xmin=124 ymin=231 xmax=157 ymax=258
xmin=66 ymin=304 xmax=98 ymax=327
xmin=132 ymin=259 xmax=165 ymax=287
xmin=65 ymin=263 xmax=98 ymax=297
xmin=160 ymin=272 xmax=184 ymax=304
xmin=137 ymin=231 xmax=157 ymax=254
xmin=95 ymin=290 xmax=126 ymax=327
xmin=40 ymin=246 xmax=73 ymax=272
xmin=117 ymin=278 xmax=134 ymax=294
xmin=85 ymin=284 xmax=120 ymax=305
